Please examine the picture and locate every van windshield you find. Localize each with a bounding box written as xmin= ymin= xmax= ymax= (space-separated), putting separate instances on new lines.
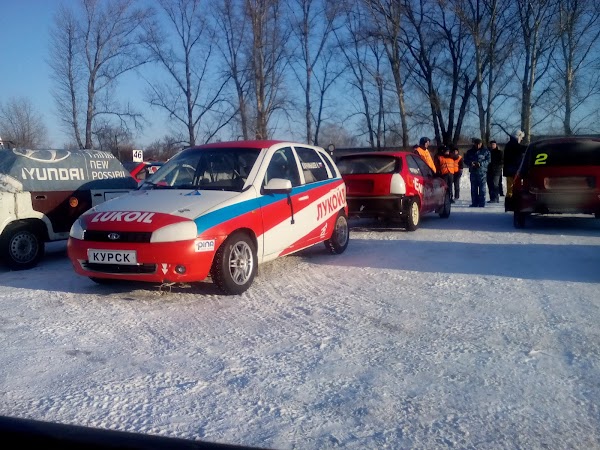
xmin=140 ymin=147 xmax=260 ymax=192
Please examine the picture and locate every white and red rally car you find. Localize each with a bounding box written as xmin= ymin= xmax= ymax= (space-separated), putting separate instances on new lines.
xmin=67 ymin=140 xmax=349 ymax=294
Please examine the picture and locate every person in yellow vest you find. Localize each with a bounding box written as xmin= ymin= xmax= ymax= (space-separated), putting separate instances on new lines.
xmin=414 ymin=137 xmax=436 ymax=173
xmin=435 ymin=145 xmax=455 ymax=202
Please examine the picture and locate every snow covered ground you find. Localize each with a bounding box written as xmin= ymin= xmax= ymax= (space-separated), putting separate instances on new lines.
xmin=1 ymin=185 xmax=600 ymax=449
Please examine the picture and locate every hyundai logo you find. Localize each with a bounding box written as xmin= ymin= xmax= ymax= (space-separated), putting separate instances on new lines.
xmin=108 ymin=233 xmax=120 ymax=241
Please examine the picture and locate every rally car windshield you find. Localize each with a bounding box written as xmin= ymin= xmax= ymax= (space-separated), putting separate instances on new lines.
xmin=140 ymin=147 xmax=260 ymax=192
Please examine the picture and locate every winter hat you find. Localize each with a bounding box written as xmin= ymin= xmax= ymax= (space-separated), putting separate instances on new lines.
xmin=419 ymin=137 xmax=430 ymax=146
xmin=513 ymin=130 xmax=525 ymax=141
xmin=472 ymin=138 xmax=482 ymax=145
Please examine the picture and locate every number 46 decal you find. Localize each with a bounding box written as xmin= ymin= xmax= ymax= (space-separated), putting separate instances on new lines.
xmin=534 ymin=153 xmax=548 ymax=165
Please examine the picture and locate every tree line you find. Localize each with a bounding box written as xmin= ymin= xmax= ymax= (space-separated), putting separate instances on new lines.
xmin=1 ymin=0 xmax=599 ymax=158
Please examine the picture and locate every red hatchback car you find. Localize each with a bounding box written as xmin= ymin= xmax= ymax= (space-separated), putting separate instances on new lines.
xmin=337 ymin=151 xmax=451 ymax=230
xmin=509 ymin=136 xmax=600 ymax=228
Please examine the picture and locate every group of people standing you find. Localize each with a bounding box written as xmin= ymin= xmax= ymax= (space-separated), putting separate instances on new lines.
xmin=413 ymin=131 xmax=526 ymax=209
xmin=414 ymin=137 xmax=464 ymax=203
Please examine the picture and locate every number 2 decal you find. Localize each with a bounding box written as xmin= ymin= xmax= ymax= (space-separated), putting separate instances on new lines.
xmin=534 ymin=153 xmax=548 ymax=165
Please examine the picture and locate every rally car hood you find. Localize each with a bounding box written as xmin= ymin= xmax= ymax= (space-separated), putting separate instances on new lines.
xmin=83 ymin=189 xmax=246 ymax=221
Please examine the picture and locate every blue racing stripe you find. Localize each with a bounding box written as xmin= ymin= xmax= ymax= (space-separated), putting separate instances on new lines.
xmin=193 ymin=178 xmax=341 ymax=234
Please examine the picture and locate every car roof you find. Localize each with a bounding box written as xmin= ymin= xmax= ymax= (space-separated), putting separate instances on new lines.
xmin=530 ymin=136 xmax=600 ymax=145
xmin=188 ymin=140 xmax=287 ymax=150
xmin=338 ymin=151 xmax=410 ymax=158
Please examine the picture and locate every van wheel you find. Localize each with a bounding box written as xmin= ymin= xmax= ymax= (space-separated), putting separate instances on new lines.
xmin=0 ymin=223 xmax=45 ymax=270
xmin=211 ymin=232 xmax=257 ymax=295
xmin=325 ymin=212 xmax=349 ymax=254
xmin=404 ymin=198 xmax=420 ymax=231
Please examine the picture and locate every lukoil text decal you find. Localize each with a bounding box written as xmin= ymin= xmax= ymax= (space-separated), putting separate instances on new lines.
xmin=316 ymin=186 xmax=346 ymax=220
xmin=91 ymin=211 xmax=155 ymax=223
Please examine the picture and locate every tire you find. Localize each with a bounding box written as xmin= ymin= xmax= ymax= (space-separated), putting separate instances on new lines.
xmin=0 ymin=223 xmax=45 ymax=270
xmin=325 ymin=212 xmax=349 ymax=254
xmin=439 ymin=192 xmax=451 ymax=219
xmin=404 ymin=198 xmax=420 ymax=231
xmin=211 ymin=231 xmax=257 ymax=295
xmin=514 ymin=210 xmax=526 ymax=229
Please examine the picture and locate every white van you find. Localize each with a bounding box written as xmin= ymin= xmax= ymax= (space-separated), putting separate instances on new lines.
xmin=0 ymin=148 xmax=137 ymax=269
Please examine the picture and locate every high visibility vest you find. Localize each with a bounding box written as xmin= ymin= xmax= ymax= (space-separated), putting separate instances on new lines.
xmin=437 ymin=155 xmax=453 ymax=175
xmin=452 ymin=155 xmax=463 ymax=174
xmin=415 ymin=147 xmax=436 ymax=173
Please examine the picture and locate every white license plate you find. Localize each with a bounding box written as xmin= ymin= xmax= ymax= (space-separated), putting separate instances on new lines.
xmin=87 ymin=249 xmax=137 ymax=265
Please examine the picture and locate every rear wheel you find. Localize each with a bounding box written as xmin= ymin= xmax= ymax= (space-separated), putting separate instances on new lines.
xmin=439 ymin=192 xmax=451 ymax=219
xmin=325 ymin=212 xmax=349 ymax=254
xmin=211 ymin=231 xmax=257 ymax=295
xmin=404 ymin=198 xmax=420 ymax=231
xmin=0 ymin=223 xmax=45 ymax=270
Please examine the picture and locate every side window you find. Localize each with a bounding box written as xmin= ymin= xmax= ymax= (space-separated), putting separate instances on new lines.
xmin=319 ymin=151 xmax=338 ymax=178
xmin=264 ymin=147 xmax=301 ymax=187
xmin=295 ymin=147 xmax=329 ymax=184
xmin=410 ymin=155 xmax=433 ymax=178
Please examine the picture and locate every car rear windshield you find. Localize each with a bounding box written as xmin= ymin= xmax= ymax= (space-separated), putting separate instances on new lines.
xmin=141 ymin=147 xmax=260 ymax=191
xmin=525 ymin=140 xmax=600 ymax=168
xmin=337 ymin=155 xmax=399 ymax=175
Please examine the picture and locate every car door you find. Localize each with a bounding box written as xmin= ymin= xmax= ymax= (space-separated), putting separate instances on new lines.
xmin=406 ymin=155 xmax=434 ymax=212
xmin=260 ymin=146 xmax=304 ymax=258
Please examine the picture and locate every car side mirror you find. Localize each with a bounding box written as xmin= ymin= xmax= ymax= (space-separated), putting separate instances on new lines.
xmin=264 ymin=178 xmax=293 ymax=194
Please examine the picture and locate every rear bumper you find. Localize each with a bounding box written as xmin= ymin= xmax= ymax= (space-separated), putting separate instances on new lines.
xmin=514 ymin=190 xmax=600 ymax=215
xmin=346 ymin=195 xmax=408 ymax=219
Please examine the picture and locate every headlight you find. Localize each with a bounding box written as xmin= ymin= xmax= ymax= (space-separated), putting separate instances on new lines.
xmin=151 ymin=221 xmax=198 ymax=243
xmin=69 ymin=218 xmax=86 ymax=240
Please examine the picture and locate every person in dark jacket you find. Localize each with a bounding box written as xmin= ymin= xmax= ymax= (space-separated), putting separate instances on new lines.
xmin=464 ymin=138 xmax=491 ymax=207
xmin=486 ymin=140 xmax=503 ymax=203
xmin=503 ymin=130 xmax=526 ymax=210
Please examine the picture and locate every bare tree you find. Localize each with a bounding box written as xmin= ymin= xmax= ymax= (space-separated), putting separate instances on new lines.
xmin=364 ymin=0 xmax=410 ymax=148
xmin=335 ymin=2 xmax=384 ymax=148
xmin=456 ymin=0 xmax=515 ymax=144
xmin=0 ymin=97 xmax=48 ymax=149
xmin=550 ymin=0 xmax=600 ymax=134
xmin=514 ymin=0 xmax=560 ymax=142
xmin=143 ymin=0 xmax=234 ymax=146
xmin=49 ymin=0 xmax=152 ymax=149
xmin=246 ymin=0 xmax=290 ymax=139
xmin=287 ymin=0 xmax=344 ymax=145
xmin=402 ymin=0 xmax=477 ymax=146
xmin=214 ymin=0 xmax=253 ymax=140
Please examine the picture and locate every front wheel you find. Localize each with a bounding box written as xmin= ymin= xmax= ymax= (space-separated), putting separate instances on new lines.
xmin=404 ymin=198 xmax=420 ymax=231
xmin=0 ymin=223 xmax=45 ymax=270
xmin=211 ymin=231 xmax=257 ymax=295
xmin=325 ymin=212 xmax=349 ymax=254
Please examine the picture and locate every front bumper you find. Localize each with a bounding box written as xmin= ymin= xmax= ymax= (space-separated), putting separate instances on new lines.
xmin=67 ymin=237 xmax=217 ymax=283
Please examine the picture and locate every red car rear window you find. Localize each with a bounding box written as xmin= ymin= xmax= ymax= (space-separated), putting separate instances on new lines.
xmin=338 ymin=155 xmax=399 ymax=175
